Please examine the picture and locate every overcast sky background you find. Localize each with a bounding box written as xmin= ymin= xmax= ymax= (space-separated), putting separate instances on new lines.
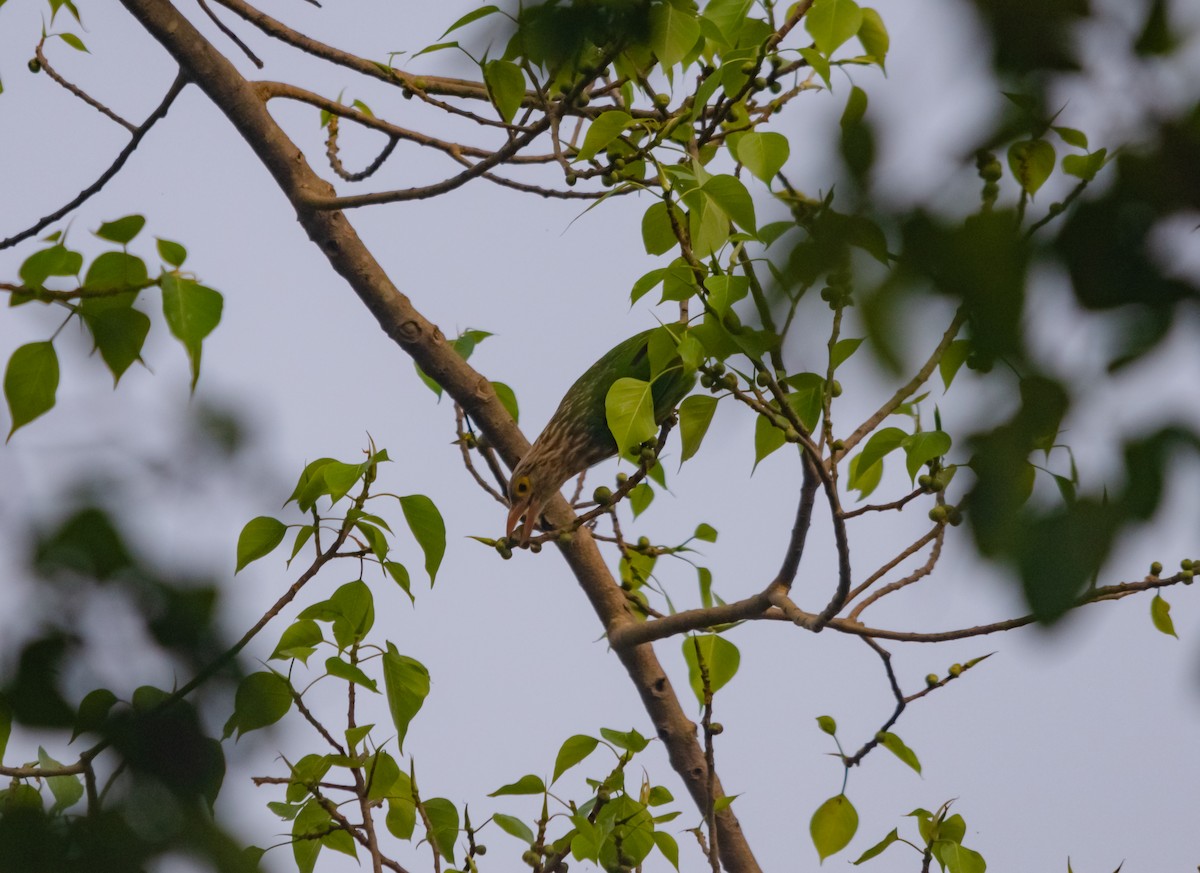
xmin=2 ymin=1 xmax=1200 ymax=871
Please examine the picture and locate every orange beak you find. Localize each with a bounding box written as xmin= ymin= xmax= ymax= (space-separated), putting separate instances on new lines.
xmin=506 ymin=496 xmax=541 ymax=546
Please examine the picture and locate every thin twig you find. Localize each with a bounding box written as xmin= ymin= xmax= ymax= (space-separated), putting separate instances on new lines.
xmin=1 ymin=73 xmax=188 ymax=250
xmin=36 ymin=40 xmax=137 ymax=132
xmin=196 ymin=0 xmax=264 ymax=68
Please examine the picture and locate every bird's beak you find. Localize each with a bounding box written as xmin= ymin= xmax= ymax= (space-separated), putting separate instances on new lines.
xmin=506 ymin=496 xmax=541 ymax=546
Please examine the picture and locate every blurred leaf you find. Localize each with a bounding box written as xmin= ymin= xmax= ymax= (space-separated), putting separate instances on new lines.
xmin=1007 ymin=138 xmax=1055 ymax=195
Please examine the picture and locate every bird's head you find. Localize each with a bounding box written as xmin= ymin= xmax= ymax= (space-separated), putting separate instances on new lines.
xmin=506 ymin=454 xmax=553 ymax=546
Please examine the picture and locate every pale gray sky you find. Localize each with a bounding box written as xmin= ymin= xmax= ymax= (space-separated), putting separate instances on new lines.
xmin=2 ymin=1 xmax=1199 ymax=871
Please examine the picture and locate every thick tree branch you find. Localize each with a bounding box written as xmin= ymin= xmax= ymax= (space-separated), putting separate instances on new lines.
xmin=114 ymin=3 xmax=761 ymax=869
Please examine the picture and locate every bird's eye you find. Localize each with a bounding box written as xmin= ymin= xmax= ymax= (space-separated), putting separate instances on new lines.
xmin=514 ymin=476 xmax=530 ymax=496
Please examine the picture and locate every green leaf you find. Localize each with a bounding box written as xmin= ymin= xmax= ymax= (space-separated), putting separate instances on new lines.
xmin=857 ymin=7 xmax=889 ymax=68
xmin=381 ymin=643 xmax=429 ymax=753
xmin=811 ymin=794 xmax=858 ymax=861
xmin=72 ymin=688 xmax=117 ymax=741
xmin=936 ymin=841 xmax=986 ymax=873
xmin=736 ymin=131 xmax=790 ymax=185
xmin=855 ymin=426 xmax=907 ymax=479
xmin=492 ymin=812 xmax=535 ymax=843
xmin=631 ymin=267 xmax=668 ymax=304
xmin=386 ymin=798 xmax=417 ymax=840
xmin=939 ymin=339 xmax=971 ymax=389
xmin=292 ymin=800 xmax=327 ymax=873
xmin=1150 ymin=594 xmax=1177 ymax=639
xmin=693 ymin=522 xmax=718 ymax=542
xmin=19 ymin=244 xmax=82 ymax=287
xmin=1052 ymin=125 xmax=1088 ymax=149
xmin=853 ymin=828 xmax=899 ymax=864
xmin=489 ymin=774 xmax=546 ymax=796
xmin=649 ymin=0 xmax=702 ymax=68
xmin=83 ymin=251 xmax=148 ymax=291
xmin=35 ymin=747 xmax=82 ymax=813
xmin=903 ymin=431 xmax=952 ymax=481
xmin=654 ymin=830 xmax=681 ymax=870
xmin=271 ymin=619 xmax=324 ymax=663
xmin=5 ymin=341 xmax=59 ymax=439
xmin=492 ymin=381 xmax=519 ymax=422
xmin=484 ymin=59 xmax=525 ymax=123
xmin=413 ymin=40 xmax=459 ymax=58
xmin=848 ymin=451 xmax=883 ymax=500
xmin=56 ymin=32 xmax=87 ymax=51
xmin=400 ymin=494 xmax=445 ymax=584
xmin=831 ymin=337 xmax=864 ymax=369
xmin=702 ymin=0 xmax=752 ymax=46
xmin=599 ymin=726 xmax=650 ymax=752
xmin=161 ymin=273 xmax=223 ymax=390
xmin=683 ymin=634 xmax=740 ymax=704
xmin=440 ymin=4 xmax=499 ymax=37
xmin=385 ymin=561 xmax=413 ymax=602
xmin=816 ymin=715 xmax=837 ymax=735
xmin=1007 ymin=139 xmax=1055 ymax=196
xmin=606 ymin=377 xmax=657 ymax=455
xmin=878 ymin=731 xmax=921 ymax=773
xmin=753 ymin=413 xmax=787 ymax=469
xmin=325 ymin=656 xmax=379 ymax=692
xmin=236 ymin=516 xmax=287 ymax=573
xmin=704 ymin=275 xmax=749 ymax=316
xmin=94 ymin=214 xmax=145 ymax=244
xmin=799 ymin=46 xmax=832 ymax=89
xmin=1062 ymin=148 xmax=1107 ymax=181
xmin=642 ymin=201 xmax=684 ymax=256
xmin=629 ymin=482 xmax=654 ymax=517
xmin=85 ymin=306 xmax=150 ymax=384
xmin=702 ymin=174 xmax=756 ymax=232
xmin=577 ymin=110 xmax=633 ymax=162
xmin=806 ymin=0 xmax=864 ymax=56
xmin=226 ymin=671 xmax=292 ymax=738
xmin=156 ymin=237 xmax=188 ymax=267
xmin=552 ymin=734 xmax=599 ymax=783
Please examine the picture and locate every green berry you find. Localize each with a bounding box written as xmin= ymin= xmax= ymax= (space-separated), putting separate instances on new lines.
xmin=926 ymin=673 xmax=939 ymax=687
xmin=700 ymin=373 xmax=714 ymax=388
xmin=497 ymin=544 xmax=513 ymax=560
xmin=557 ymin=531 xmax=574 ymax=545
xmin=769 ymin=81 xmax=782 ymax=94
xmin=530 ymin=542 xmax=542 ymax=553
xmin=756 ymin=371 xmax=770 ymax=387
xmin=709 ymin=722 xmax=724 ymax=734
xmin=711 ymin=360 xmax=727 ymax=376
xmin=918 ymin=474 xmax=933 ymax=489
xmin=947 ymin=506 xmax=964 ymax=526
xmin=653 ymin=92 xmax=670 ymax=108
xmin=980 ymin=163 xmax=1002 ymax=182
xmin=28 ymin=58 xmax=41 ymax=73
xmin=830 ymin=380 xmax=843 ymax=398
xmin=721 ymin=372 xmax=738 ymax=390
xmin=949 ymin=663 xmax=963 ymax=677
xmin=475 ymin=845 xmax=487 ymax=855
xmin=929 ymin=505 xmax=949 ymax=523
xmin=601 ymin=173 xmax=616 ymax=186
xmin=1150 ymin=561 xmax=1163 ymax=576
xmin=1182 ymin=559 xmax=1194 ymax=571
xmin=740 ymin=61 xmax=756 ymax=75
xmin=593 ymin=486 xmax=613 ymax=506
xmin=753 ymin=77 xmax=768 ymax=90
xmin=637 ymin=536 xmax=651 ymax=550
xmin=616 ymin=471 xmax=629 ymax=485
xmin=831 ymin=439 xmax=845 ymax=452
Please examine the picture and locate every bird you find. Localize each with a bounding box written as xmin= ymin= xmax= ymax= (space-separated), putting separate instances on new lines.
xmin=506 ymin=327 xmax=695 ymax=544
